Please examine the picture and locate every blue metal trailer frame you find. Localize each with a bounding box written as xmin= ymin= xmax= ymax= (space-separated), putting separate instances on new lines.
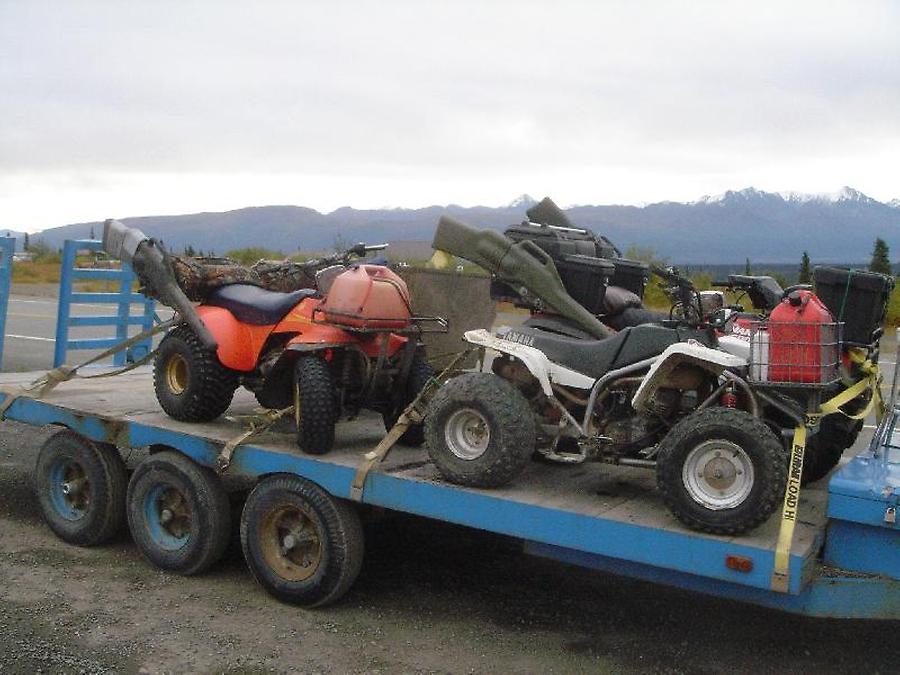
xmin=0 ymin=371 xmax=896 ymax=620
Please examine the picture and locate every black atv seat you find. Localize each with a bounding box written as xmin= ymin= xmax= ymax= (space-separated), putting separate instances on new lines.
xmin=206 ymin=284 xmax=317 ymax=325
xmin=505 ymin=323 xmax=715 ymax=379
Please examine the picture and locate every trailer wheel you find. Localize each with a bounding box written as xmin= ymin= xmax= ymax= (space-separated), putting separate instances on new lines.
xmin=35 ymin=430 xmax=127 ymax=546
xmin=802 ymin=416 xmax=862 ymax=485
xmin=126 ymin=451 xmax=230 ymax=575
xmin=383 ymin=348 xmax=435 ymax=446
xmin=424 ymin=373 xmax=535 ymax=488
xmin=656 ymin=408 xmax=787 ymax=535
xmin=295 ymin=356 xmax=336 ymax=455
xmin=240 ymin=475 xmax=364 ymax=607
xmin=154 ymin=324 xmax=238 ymax=423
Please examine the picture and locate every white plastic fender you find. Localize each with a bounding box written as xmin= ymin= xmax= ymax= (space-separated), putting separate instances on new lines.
xmin=717 ymin=334 xmax=751 ymax=362
xmin=631 ymin=341 xmax=747 ymax=413
xmin=462 ymin=328 xmax=596 ymax=395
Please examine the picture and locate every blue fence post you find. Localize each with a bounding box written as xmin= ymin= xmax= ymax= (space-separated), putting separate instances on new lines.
xmin=0 ymin=237 xmax=16 ymax=369
xmin=53 ymin=240 xmax=78 ymax=368
xmin=54 ymin=239 xmax=156 ymax=368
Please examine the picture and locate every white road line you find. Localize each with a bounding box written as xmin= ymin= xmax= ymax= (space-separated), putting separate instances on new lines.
xmin=6 ymin=334 xmax=55 ymax=342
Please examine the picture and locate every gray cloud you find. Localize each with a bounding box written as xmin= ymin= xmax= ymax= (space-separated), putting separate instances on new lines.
xmin=1 ymin=0 xmax=898 ymax=229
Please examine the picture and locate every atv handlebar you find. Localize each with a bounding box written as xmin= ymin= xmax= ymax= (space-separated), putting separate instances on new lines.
xmin=712 ymin=274 xmax=785 ymax=311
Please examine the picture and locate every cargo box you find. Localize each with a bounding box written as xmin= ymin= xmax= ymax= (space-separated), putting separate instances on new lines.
xmin=555 ymin=254 xmax=614 ymax=314
xmin=608 ymin=258 xmax=651 ymax=299
xmin=813 ymin=267 xmax=894 ymax=346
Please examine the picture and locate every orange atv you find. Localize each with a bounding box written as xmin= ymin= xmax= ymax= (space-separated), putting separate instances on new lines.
xmin=142 ymin=240 xmax=445 ymax=455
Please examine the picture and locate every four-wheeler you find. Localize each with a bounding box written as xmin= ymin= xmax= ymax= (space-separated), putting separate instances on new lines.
xmin=102 ymin=219 xmax=445 ymax=455
xmin=424 ymin=215 xmax=889 ymax=535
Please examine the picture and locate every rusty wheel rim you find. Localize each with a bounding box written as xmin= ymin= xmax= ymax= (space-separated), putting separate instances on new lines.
xmin=165 ymin=353 xmax=189 ymax=395
xmin=49 ymin=458 xmax=91 ymax=520
xmin=259 ymin=502 xmax=323 ymax=582
xmin=143 ymin=484 xmax=193 ymax=550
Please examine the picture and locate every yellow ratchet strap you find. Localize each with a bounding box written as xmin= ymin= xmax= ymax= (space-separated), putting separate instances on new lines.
xmin=771 ymin=352 xmax=881 ymax=592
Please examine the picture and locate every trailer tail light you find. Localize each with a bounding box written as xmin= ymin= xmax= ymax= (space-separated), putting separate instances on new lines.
xmin=726 ymin=555 xmax=753 ymax=573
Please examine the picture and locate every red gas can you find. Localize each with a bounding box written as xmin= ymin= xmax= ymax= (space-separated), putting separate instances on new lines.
xmin=321 ymin=264 xmax=412 ymax=330
xmin=767 ymin=290 xmax=838 ymax=384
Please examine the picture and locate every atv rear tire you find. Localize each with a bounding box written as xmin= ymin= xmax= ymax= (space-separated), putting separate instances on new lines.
xmin=656 ymin=408 xmax=787 ymax=535
xmin=424 ymin=373 xmax=535 ymax=487
xmin=382 ymin=348 xmax=434 ymax=446
xmin=295 ymin=356 xmax=336 ymax=455
xmin=802 ymin=416 xmax=862 ymax=485
xmin=154 ymin=324 xmax=238 ymax=422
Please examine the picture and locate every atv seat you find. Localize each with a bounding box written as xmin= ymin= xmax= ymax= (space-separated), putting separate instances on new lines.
xmin=507 ymin=324 xmax=714 ymax=379
xmin=207 ymin=284 xmax=317 ymax=325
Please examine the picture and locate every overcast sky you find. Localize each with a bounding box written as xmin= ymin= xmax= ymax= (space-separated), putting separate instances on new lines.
xmin=1 ymin=1 xmax=898 ymax=232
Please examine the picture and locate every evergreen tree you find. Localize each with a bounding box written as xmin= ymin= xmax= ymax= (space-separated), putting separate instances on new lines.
xmin=744 ymin=257 xmax=751 ymax=274
xmin=24 ymin=232 xmax=29 ymax=251
xmin=798 ymin=251 xmax=811 ymax=283
xmin=869 ymin=238 xmax=892 ymax=275
xmin=184 ymin=244 xmax=196 ymax=257
xmin=90 ymin=226 xmax=95 ymax=240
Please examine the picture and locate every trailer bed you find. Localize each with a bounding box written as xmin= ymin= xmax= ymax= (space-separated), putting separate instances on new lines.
xmin=1 ymin=370 xmax=896 ymax=619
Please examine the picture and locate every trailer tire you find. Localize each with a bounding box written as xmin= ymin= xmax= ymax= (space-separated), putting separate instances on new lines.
xmin=154 ymin=324 xmax=238 ymax=422
xmin=802 ymin=416 xmax=862 ymax=485
xmin=295 ymin=356 xmax=336 ymax=455
xmin=424 ymin=373 xmax=535 ymax=488
xmin=240 ymin=475 xmax=364 ymax=607
xmin=35 ymin=430 xmax=128 ymax=546
xmin=657 ymin=408 xmax=787 ymax=535
xmin=383 ymin=348 xmax=434 ymax=446
xmin=126 ymin=451 xmax=230 ymax=575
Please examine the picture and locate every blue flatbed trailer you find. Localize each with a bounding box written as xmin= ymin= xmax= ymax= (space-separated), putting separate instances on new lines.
xmin=1 ymin=369 xmax=897 ymax=619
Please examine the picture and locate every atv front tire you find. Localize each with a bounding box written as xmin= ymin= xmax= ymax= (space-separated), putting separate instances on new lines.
xmin=424 ymin=373 xmax=535 ymax=487
xmin=656 ymin=408 xmax=787 ymax=535
xmin=383 ymin=348 xmax=435 ymax=446
xmin=295 ymin=356 xmax=336 ymax=455
xmin=154 ymin=324 xmax=237 ymax=422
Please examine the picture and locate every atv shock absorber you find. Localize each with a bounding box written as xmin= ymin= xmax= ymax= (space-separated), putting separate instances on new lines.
xmin=720 ymin=382 xmax=738 ymax=408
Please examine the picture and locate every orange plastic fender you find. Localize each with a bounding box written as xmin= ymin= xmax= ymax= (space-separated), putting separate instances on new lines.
xmin=196 ymin=305 xmax=275 ymax=371
xmin=276 ymin=297 xmax=409 ymax=356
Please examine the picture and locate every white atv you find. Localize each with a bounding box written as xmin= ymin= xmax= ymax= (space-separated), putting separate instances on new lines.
xmin=425 ymin=266 xmax=790 ymax=535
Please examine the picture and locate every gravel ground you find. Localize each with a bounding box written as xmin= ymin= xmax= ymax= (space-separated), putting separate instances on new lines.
xmin=0 ymin=420 xmax=896 ymax=674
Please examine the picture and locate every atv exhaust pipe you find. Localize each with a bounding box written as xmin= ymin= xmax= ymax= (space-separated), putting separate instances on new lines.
xmin=102 ymin=219 xmax=218 ymax=350
xmin=432 ymin=215 xmax=612 ymax=340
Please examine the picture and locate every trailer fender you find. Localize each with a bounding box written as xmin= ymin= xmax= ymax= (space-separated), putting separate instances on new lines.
xmin=463 ymin=329 xmax=595 ymax=395
xmin=632 ymin=342 xmax=746 ymax=413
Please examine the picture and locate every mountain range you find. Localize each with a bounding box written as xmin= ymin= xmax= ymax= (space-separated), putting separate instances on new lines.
xmin=20 ymin=186 xmax=900 ymax=264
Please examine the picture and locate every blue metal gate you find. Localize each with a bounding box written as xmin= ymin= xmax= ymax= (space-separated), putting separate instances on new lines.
xmin=54 ymin=239 xmax=156 ymax=367
xmin=0 ymin=237 xmax=15 ymax=368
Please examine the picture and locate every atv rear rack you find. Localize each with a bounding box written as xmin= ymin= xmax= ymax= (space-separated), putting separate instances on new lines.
xmin=747 ymin=321 xmax=843 ymax=388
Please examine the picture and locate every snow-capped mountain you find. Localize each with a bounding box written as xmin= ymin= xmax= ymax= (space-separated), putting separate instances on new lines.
xmin=25 ymin=188 xmax=900 ymax=264
xmin=507 ymin=194 xmax=538 ymax=209
xmin=698 ymin=186 xmax=880 ymax=206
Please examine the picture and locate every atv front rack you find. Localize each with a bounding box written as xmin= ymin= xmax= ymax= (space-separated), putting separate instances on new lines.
xmin=311 ymin=306 xmax=448 ymax=334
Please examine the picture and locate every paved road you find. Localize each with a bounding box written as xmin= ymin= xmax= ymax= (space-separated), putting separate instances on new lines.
xmin=2 ymin=295 xmax=173 ymax=372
